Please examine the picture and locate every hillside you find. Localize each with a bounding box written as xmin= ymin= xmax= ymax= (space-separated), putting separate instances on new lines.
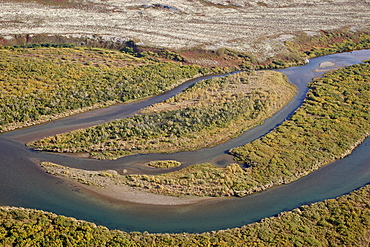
xmin=1 ymin=0 xmax=370 ymax=61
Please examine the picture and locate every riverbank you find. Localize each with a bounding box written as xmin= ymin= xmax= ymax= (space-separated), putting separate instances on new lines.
xmin=1 ymin=183 xmax=369 ymax=245
xmin=40 ymin=161 xmax=212 ymax=206
xmin=0 ymin=46 xmax=212 ymax=133
xmin=230 ymin=62 xmax=370 ymax=195
xmin=81 ymin=181 xmax=213 ymax=206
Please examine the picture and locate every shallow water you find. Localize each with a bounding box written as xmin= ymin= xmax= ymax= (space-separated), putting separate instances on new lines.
xmin=0 ymin=50 xmax=369 ymax=233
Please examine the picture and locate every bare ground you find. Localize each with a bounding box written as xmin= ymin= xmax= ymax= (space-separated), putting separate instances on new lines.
xmin=1 ymin=0 xmax=370 ymax=59
xmin=40 ymin=162 xmax=212 ymax=205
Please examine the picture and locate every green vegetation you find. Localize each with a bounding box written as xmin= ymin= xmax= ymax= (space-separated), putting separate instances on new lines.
xmin=29 ymin=71 xmax=297 ymax=159
xmin=253 ymin=28 xmax=370 ymax=70
xmin=229 ymin=63 xmax=370 ymax=195
xmin=44 ymin=63 xmax=370 ymax=197
xmin=124 ymin=163 xmax=253 ymax=197
xmin=148 ymin=160 xmax=182 ymax=169
xmin=286 ymin=28 xmax=370 ymax=59
xmin=42 ymin=64 xmax=370 ymax=197
xmin=0 ymin=46 xmax=209 ymax=132
xmin=40 ymin=162 xmax=249 ymax=197
xmin=1 ymin=184 xmax=369 ymax=246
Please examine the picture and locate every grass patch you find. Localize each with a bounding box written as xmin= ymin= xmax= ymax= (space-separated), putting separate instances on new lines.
xmin=285 ymin=27 xmax=370 ymax=59
xmin=229 ymin=63 xmax=370 ymax=195
xmin=124 ymin=163 xmax=253 ymax=197
xmin=0 ymin=46 xmax=210 ymax=132
xmin=148 ymin=160 xmax=181 ymax=169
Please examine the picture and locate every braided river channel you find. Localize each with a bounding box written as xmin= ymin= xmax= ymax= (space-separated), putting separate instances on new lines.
xmin=1 ymin=50 xmax=370 ymax=233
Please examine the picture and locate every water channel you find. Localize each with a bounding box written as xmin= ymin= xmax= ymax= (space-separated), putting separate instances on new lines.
xmin=0 ymin=50 xmax=369 ymax=233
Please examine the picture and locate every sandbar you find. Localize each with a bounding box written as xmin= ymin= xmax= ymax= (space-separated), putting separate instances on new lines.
xmin=314 ymin=61 xmax=338 ymax=72
xmin=71 ymin=177 xmax=213 ymax=206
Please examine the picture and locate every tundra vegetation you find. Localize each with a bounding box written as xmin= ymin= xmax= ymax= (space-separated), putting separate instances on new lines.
xmin=1 ymin=184 xmax=369 ymax=246
xmin=40 ymin=63 xmax=370 ymax=197
xmin=229 ymin=63 xmax=370 ymax=195
xmin=0 ymin=46 xmax=211 ymax=132
xmin=29 ymin=70 xmax=297 ymax=159
xmin=285 ymin=29 xmax=370 ymax=59
xmin=147 ymin=160 xmax=182 ymax=169
xmin=1 ymin=0 xmax=370 ymax=244
xmin=179 ymin=28 xmax=370 ymax=70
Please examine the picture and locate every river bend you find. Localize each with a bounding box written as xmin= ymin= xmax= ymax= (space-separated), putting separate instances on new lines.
xmin=0 ymin=50 xmax=369 ymax=233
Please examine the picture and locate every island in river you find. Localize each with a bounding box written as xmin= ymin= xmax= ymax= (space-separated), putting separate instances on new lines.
xmin=36 ymin=62 xmax=370 ymax=199
xmin=1 ymin=17 xmax=370 ymax=244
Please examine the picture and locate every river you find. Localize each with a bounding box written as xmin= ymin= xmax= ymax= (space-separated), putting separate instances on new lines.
xmin=0 ymin=50 xmax=369 ymax=233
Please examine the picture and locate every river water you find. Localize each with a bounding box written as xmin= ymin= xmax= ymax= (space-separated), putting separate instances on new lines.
xmin=0 ymin=50 xmax=369 ymax=233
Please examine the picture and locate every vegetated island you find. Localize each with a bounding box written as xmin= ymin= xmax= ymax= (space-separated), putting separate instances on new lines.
xmin=147 ymin=160 xmax=182 ymax=169
xmin=0 ymin=45 xmax=214 ymax=132
xmin=28 ymin=68 xmax=296 ymax=158
xmin=1 ymin=184 xmax=369 ymax=246
xmin=39 ymin=63 xmax=370 ymax=198
xmin=29 ymin=70 xmax=297 ymax=159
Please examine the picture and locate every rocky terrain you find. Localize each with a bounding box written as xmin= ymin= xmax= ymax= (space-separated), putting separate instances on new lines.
xmin=1 ymin=0 xmax=370 ymax=58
